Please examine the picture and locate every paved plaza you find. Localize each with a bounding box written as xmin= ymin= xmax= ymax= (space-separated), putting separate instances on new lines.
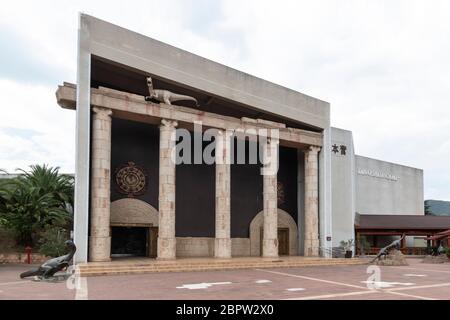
xmin=0 ymin=258 xmax=449 ymax=300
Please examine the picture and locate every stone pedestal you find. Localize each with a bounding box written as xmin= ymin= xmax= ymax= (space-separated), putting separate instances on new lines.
xmin=304 ymin=146 xmax=320 ymax=257
xmin=421 ymin=254 xmax=448 ymax=264
xmin=89 ymin=107 xmax=112 ymax=262
xmin=262 ymin=138 xmax=279 ymax=258
xmin=214 ymin=130 xmax=232 ymax=258
xmin=376 ymin=249 xmax=409 ymax=266
xmin=157 ymin=119 xmax=178 ymax=259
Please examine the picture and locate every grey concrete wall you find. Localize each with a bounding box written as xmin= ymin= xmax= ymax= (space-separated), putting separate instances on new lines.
xmin=81 ymin=14 xmax=330 ymax=129
xmin=355 ymin=156 xmax=424 ymax=215
xmin=330 ymin=128 xmax=355 ymax=248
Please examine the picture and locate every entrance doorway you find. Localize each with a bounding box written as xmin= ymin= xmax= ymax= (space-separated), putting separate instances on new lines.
xmin=259 ymin=227 xmax=290 ymax=256
xmin=148 ymin=227 xmax=158 ymax=258
xmin=278 ymin=228 xmax=289 ymax=255
xmin=111 ymin=227 xmax=148 ymax=257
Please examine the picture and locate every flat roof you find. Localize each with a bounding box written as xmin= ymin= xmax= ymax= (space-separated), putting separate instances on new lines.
xmin=355 ymin=214 xmax=450 ymax=230
xmin=79 ymin=14 xmax=330 ymax=129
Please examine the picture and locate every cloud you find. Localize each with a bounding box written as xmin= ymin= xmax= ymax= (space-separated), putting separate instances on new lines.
xmin=0 ymin=79 xmax=75 ymax=173
xmin=0 ymin=0 xmax=449 ymax=200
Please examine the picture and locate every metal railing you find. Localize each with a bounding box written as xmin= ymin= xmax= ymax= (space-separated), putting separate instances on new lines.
xmin=356 ymin=247 xmax=429 ymax=256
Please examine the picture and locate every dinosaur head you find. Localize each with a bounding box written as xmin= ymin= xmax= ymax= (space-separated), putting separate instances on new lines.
xmin=146 ymin=77 xmax=154 ymax=89
xmin=65 ymin=240 xmax=76 ymax=250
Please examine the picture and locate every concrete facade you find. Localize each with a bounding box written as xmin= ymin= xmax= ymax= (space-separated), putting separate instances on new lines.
xmin=67 ymin=14 xmax=330 ymax=263
xmin=58 ymin=14 xmax=424 ymax=263
xmin=330 ymin=128 xmax=356 ymax=248
xmin=355 ymin=156 xmax=424 ymax=216
xmin=330 ymin=127 xmax=424 ymax=250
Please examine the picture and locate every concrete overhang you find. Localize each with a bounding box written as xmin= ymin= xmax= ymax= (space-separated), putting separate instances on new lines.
xmin=78 ymin=14 xmax=330 ymax=130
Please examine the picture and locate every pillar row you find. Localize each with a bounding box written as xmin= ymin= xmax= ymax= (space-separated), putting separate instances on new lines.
xmin=157 ymin=119 xmax=178 ymax=259
xmin=89 ymin=107 xmax=112 ymax=262
xmin=304 ymin=145 xmax=321 ymax=257
xmin=214 ymin=130 xmax=231 ymax=258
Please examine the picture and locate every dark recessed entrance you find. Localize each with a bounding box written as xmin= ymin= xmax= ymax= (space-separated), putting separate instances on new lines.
xmin=111 ymin=227 xmax=148 ymax=257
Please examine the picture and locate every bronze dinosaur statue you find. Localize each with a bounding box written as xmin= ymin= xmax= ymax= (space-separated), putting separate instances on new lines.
xmin=371 ymin=234 xmax=405 ymax=263
xmin=20 ymin=240 xmax=76 ymax=279
xmin=144 ymin=77 xmax=198 ymax=106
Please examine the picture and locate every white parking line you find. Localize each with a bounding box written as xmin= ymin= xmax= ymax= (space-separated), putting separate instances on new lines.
xmin=256 ymin=269 xmax=367 ymax=289
xmin=388 ymin=282 xmax=450 ymax=292
xmin=255 ymin=280 xmax=272 ymax=284
xmin=386 ymin=291 xmax=436 ymax=300
xmin=286 ymin=290 xmax=377 ymax=300
xmin=286 ymin=288 xmax=305 ymax=292
xmin=176 ymin=282 xmax=232 ymax=290
xmin=396 ymin=266 xmax=450 ymax=274
xmin=0 ymin=281 xmax=29 ymax=287
xmin=257 ymin=268 xmax=443 ymax=300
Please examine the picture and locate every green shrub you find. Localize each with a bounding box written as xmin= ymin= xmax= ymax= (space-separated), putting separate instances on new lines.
xmin=38 ymin=227 xmax=70 ymax=257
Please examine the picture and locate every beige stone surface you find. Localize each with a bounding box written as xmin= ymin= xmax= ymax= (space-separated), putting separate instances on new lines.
xmin=176 ymin=237 xmax=214 ymax=257
xmin=376 ymin=249 xmax=409 ymax=266
xmin=157 ymin=119 xmax=178 ymax=259
xmin=421 ymin=254 xmax=449 ymax=264
xmin=110 ymin=198 xmax=158 ymax=226
xmin=56 ymin=84 xmax=323 ymax=148
xmin=89 ymin=107 xmax=112 ymax=262
xmin=0 ymin=253 xmax=49 ymax=264
xmin=249 ymin=209 xmax=298 ymax=256
xmin=304 ymin=146 xmax=320 ymax=257
xmin=231 ymin=238 xmax=251 ymax=256
xmin=214 ymin=131 xmax=231 ymax=258
xmin=175 ymin=237 xmax=251 ymax=257
xmin=262 ymin=139 xmax=279 ymax=258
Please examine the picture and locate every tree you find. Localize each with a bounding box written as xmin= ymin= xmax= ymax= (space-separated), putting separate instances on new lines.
xmin=0 ymin=165 xmax=74 ymax=246
xmin=424 ymin=201 xmax=432 ymax=215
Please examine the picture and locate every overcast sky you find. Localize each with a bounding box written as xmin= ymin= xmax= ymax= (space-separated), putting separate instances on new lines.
xmin=0 ymin=0 xmax=449 ymax=200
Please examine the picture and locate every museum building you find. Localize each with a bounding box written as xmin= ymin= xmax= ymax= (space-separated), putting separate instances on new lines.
xmin=58 ymin=15 xmax=428 ymax=264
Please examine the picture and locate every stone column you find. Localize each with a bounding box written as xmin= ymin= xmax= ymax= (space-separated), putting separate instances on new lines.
xmin=214 ymin=130 xmax=231 ymax=258
xmin=304 ymin=146 xmax=321 ymax=257
xmin=157 ymin=119 xmax=178 ymax=259
xmin=89 ymin=107 xmax=112 ymax=262
xmin=262 ymin=138 xmax=279 ymax=258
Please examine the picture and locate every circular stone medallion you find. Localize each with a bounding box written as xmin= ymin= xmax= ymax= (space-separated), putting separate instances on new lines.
xmin=115 ymin=161 xmax=147 ymax=197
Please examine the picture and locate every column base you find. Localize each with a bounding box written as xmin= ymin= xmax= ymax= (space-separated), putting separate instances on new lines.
xmin=304 ymin=239 xmax=320 ymax=257
xmin=88 ymin=236 xmax=111 ymax=262
xmin=157 ymin=237 xmax=176 ymax=259
xmin=214 ymin=238 xmax=231 ymax=258
xmin=262 ymin=239 xmax=278 ymax=258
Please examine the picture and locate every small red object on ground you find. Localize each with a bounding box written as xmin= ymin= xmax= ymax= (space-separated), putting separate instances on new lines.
xmin=25 ymin=246 xmax=32 ymax=264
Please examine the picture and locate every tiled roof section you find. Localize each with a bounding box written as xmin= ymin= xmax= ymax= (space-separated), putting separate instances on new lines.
xmin=355 ymin=213 xmax=450 ymax=230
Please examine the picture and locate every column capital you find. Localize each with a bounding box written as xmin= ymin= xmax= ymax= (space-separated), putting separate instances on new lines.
xmin=92 ymin=106 xmax=112 ymax=117
xmin=160 ymin=119 xmax=178 ymax=129
xmin=305 ymin=145 xmax=321 ymax=155
xmin=263 ymin=137 xmax=280 ymax=145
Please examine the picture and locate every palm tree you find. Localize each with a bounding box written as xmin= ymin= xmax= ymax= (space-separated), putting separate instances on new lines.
xmin=17 ymin=164 xmax=74 ymax=208
xmin=0 ymin=165 xmax=74 ymax=246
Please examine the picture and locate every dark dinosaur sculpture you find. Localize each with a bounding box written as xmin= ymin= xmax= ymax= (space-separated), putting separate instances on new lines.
xmin=371 ymin=234 xmax=405 ymax=263
xmin=20 ymin=240 xmax=76 ymax=279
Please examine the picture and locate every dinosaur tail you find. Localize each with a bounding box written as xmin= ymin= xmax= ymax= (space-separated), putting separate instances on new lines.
xmin=171 ymin=94 xmax=198 ymax=106
xmin=20 ymin=268 xmax=40 ymax=279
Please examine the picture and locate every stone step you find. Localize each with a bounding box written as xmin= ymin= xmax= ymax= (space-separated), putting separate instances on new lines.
xmin=77 ymin=259 xmax=367 ymax=276
xmin=79 ymin=259 xmax=364 ymax=268
xmin=79 ymin=260 xmax=363 ymax=272
xmin=79 ymin=257 xmax=355 ymax=267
